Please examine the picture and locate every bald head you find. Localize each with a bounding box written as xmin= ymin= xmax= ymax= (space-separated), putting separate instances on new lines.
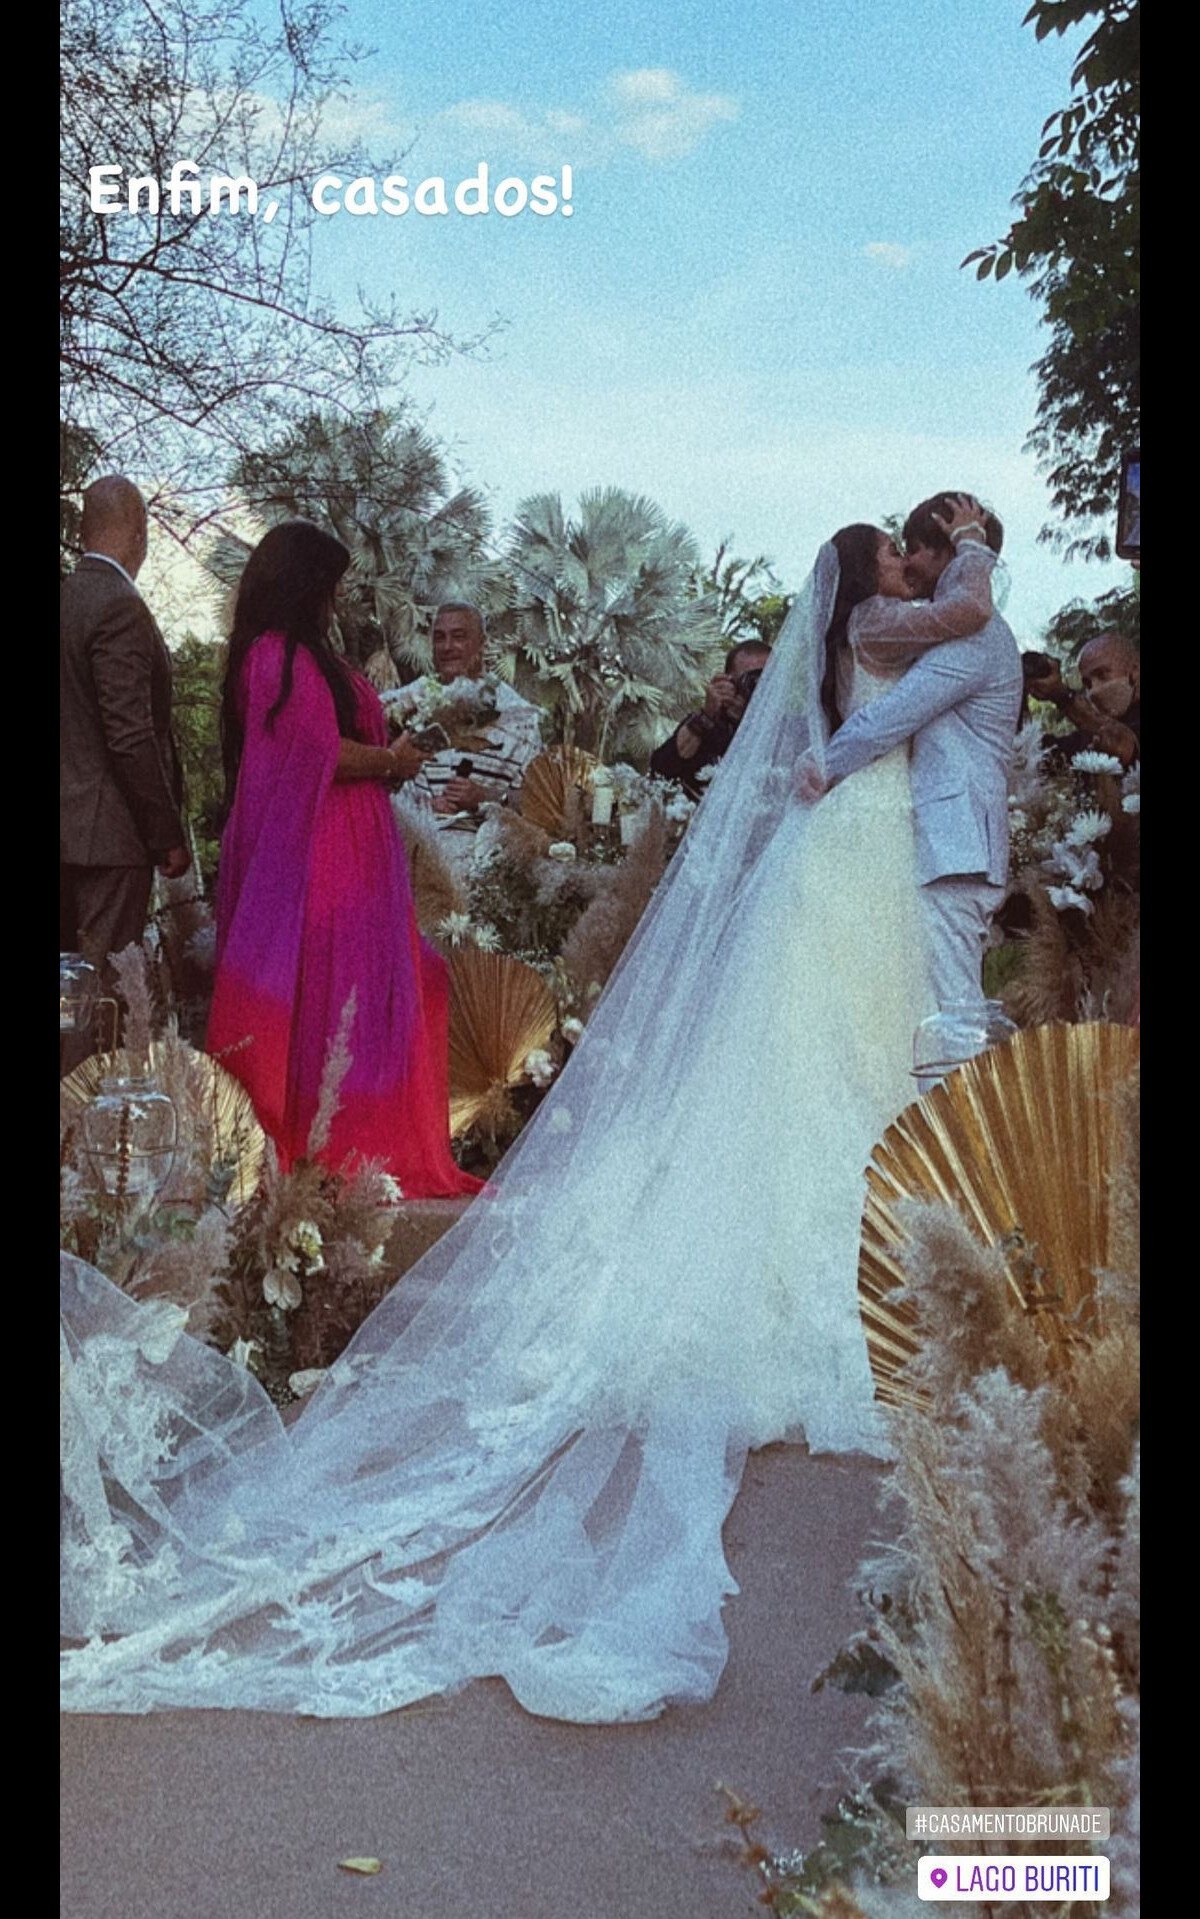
xmin=1080 ymin=632 xmax=1139 ymax=695
xmin=80 ymin=475 xmax=148 ymax=578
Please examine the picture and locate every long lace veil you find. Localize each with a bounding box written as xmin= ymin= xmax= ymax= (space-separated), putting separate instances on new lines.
xmin=60 ymin=545 xmax=845 ymax=1723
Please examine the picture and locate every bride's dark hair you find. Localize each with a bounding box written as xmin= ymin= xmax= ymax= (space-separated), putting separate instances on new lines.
xmin=220 ymin=519 xmax=359 ymax=810
xmin=821 ymin=524 xmax=883 ymax=736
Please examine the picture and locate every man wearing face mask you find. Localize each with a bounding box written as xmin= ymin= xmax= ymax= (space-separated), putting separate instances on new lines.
xmin=1025 ymin=632 xmax=1140 ymax=769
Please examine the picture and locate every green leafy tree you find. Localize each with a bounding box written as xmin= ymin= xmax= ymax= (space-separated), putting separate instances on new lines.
xmin=499 ymin=489 xmax=724 ymax=757
xmin=1041 ymin=576 xmax=1139 ymax=660
xmin=169 ymin=633 xmax=226 ymax=882
xmin=212 ymin=409 xmax=494 ymax=672
xmin=693 ymin=542 xmax=785 ymax=646
xmin=964 ymin=0 xmax=1139 ymax=556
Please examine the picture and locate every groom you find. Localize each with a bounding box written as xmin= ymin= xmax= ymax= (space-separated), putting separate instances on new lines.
xmin=800 ymin=492 xmax=1023 ymax=1016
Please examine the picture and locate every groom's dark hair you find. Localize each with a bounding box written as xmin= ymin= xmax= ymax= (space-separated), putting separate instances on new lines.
xmin=904 ymin=494 xmax=1004 ymax=558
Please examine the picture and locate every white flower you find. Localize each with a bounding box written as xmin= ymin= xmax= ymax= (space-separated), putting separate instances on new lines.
xmin=547 ymin=841 xmax=577 ymax=862
xmin=1048 ymin=886 xmax=1094 ymax=916
xmin=1047 ymin=842 xmax=1103 ymax=891
xmin=379 ymin=1174 xmax=405 ymax=1205
xmin=1121 ymin=762 xmax=1140 ymax=796
xmin=694 ymin=763 xmax=716 ymax=785
xmin=1008 ymin=806 xmax=1028 ymax=833
xmin=229 ymin=1337 xmax=262 ymax=1370
xmin=1065 ymin=809 xmax=1112 ymax=847
xmin=287 ymin=1369 xmax=328 ymax=1398
xmin=264 ymin=1268 xmax=302 ymax=1310
xmin=436 ymin=912 xmax=473 ymax=946
xmin=471 ymin=922 xmax=503 ymax=952
xmin=1070 ymin=750 xmax=1124 ymax=776
xmin=367 ymin=1243 xmax=387 ymax=1268
xmin=1122 ymin=792 xmax=1140 ymax=815
xmin=289 ymin=1219 xmax=324 ymax=1259
xmin=524 ymin=1048 xmax=558 ymax=1089
xmin=561 ymin=1016 xmax=585 ymax=1044
xmin=665 ymin=793 xmax=695 ymax=824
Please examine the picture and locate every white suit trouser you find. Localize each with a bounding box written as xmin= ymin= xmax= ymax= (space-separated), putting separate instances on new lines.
xmin=920 ymin=875 xmax=1007 ymax=1013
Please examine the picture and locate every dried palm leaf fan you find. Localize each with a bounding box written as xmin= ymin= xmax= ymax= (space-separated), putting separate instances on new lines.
xmin=520 ymin=747 xmax=600 ymax=838
xmin=393 ymin=803 xmax=468 ymax=934
xmin=60 ymin=1039 xmax=268 ymax=1210
xmin=446 ymin=950 xmax=558 ymax=1137
xmin=859 ymin=1021 xmax=1140 ymax=1411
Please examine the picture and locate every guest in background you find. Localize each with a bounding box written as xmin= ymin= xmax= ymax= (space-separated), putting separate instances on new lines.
xmin=61 ymin=476 xmax=189 ymax=1065
xmin=209 ymin=521 xmax=478 ymax=1197
xmin=649 ymin=640 xmax=773 ymax=800
xmin=1025 ymin=632 xmax=1140 ymax=769
xmin=408 ymin=603 xmax=543 ymax=870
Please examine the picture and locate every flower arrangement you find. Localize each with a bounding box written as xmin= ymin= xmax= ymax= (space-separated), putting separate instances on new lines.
xmin=997 ymin=721 xmax=1140 ymax=1024
xmin=60 ymin=947 xmax=408 ymax=1404
xmin=381 ymin=673 xmax=502 ymax=743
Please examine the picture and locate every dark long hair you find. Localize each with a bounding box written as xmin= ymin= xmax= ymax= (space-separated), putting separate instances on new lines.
xmin=220 ymin=519 xmax=358 ymax=810
xmin=821 ymin=524 xmax=883 ymax=736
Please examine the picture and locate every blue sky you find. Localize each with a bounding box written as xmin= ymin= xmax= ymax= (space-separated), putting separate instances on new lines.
xmin=294 ymin=0 xmax=1130 ymax=641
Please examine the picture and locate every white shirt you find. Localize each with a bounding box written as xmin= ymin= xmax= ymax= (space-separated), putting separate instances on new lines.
xmin=82 ymin=552 xmax=139 ymax=593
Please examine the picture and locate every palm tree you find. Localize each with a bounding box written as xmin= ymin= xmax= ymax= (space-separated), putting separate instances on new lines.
xmin=498 ymin=489 xmax=723 ymax=757
xmin=209 ymin=409 xmax=495 ymax=675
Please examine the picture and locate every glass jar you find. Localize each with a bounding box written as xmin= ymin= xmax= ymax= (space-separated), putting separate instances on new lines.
xmin=82 ymin=1075 xmax=178 ymax=1198
xmin=60 ymin=953 xmax=99 ymax=1034
xmin=913 ymin=1000 xmax=1018 ymax=1084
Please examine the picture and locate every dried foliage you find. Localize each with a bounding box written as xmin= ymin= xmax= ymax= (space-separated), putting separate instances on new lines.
xmin=733 ymin=1073 xmax=1140 ymax=1917
xmin=559 ymin=805 xmax=670 ymax=1012
xmin=393 ymin=799 xmax=470 ymax=936
xmin=110 ymin=942 xmax=156 ymax=1065
xmin=307 ymin=989 xmax=357 ymax=1161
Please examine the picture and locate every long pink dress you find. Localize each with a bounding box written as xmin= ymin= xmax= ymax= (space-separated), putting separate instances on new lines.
xmin=208 ymin=633 xmax=480 ymax=1197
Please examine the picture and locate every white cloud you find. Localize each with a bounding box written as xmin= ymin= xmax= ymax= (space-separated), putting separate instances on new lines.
xmin=426 ymin=71 xmax=738 ymax=169
xmin=864 ymin=242 xmax=913 ymax=271
xmin=609 ymin=69 xmax=739 ymax=162
xmin=610 ymin=68 xmax=683 ymax=107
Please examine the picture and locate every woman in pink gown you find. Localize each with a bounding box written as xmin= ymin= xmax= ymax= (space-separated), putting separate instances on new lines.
xmin=207 ymin=519 xmax=479 ymax=1198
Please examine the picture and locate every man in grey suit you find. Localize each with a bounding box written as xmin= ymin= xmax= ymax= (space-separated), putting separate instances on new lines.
xmin=800 ymin=492 xmax=1023 ymax=1016
xmin=60 ymin=476 xmax=190 ymax=988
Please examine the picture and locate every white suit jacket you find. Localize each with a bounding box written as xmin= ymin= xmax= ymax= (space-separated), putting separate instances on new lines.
xmin=822 ymin=546 xmax=1023 ymax=887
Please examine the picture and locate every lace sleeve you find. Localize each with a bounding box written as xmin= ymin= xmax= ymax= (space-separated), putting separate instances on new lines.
xmin=851 ymin=544 xmax=997 ymax=667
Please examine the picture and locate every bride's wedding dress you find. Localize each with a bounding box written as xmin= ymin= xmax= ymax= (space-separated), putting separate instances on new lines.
xmin=60 ymin=547 xmax=935 ymax=1724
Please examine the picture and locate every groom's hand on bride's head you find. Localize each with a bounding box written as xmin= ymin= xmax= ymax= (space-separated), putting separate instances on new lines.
xmin=796 ymin=753 xmax=829 ymax=804
xmin=933 ymin=493 xmax=989 ymax=547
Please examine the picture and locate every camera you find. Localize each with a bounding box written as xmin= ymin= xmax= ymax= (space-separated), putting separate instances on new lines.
xmin=1020 ymin=651 xmax=1056 ymax=684
xmin=733 ymin=666 xmax=765 ymax=704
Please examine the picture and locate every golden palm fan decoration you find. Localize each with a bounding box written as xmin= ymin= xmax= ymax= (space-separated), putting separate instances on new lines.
xmin=446 ymin=949 xmax=558 ymax=1137
xmin=60 ymin=1039 xmax=268 ymax=1210
xmin=859 ymin=1021 xmax=1140 ymax=1410
xmin=519 ymin=747 xmax=600 ymax=838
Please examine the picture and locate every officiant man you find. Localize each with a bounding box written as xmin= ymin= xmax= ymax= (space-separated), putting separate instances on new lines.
xmin=409 ymin=602 xmax=543 ymax=869
xmin=60 ymin=477 xmax=189 ymax=993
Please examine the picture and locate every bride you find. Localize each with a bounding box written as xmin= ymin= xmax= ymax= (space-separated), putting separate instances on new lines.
xmin=60 ymin=501 xmax=1000 ymax=1723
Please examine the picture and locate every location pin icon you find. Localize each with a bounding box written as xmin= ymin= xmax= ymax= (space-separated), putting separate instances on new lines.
xmin=930 ymin=1868 xmax=948 ymax=1888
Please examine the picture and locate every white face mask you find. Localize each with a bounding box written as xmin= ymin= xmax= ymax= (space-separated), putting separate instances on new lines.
xmin=1089 ymin=677 xmax=1136 ymax=718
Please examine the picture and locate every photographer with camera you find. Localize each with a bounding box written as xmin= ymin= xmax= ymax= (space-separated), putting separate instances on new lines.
xmin=1024 ymin=632 xmax=1140 ymax=771
xmin=650 ymin=640 xmax=773 ymax=800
